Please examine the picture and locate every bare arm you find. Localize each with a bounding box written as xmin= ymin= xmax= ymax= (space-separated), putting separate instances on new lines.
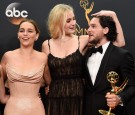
xmin=43 ymin=62 xmax=51 ymax=87
xmin=1 ymin=53 xmax=8 ymax=80
xmin=42 ymin=40 xmax=50 ymax=55
xmin=44 ymin=63 xmax=51 ymax=95
xmin=0 ymin=65 xmax=9 ymax=104
xmin=42 ymin=41 xmax=51 ymax=86
xmin=41 ymin=52 xmax=51 ymax=95
xmin=41 ymin=40 xmax=51 ymax=95
xmin=92 ymin=10 xmax=125 ymax=47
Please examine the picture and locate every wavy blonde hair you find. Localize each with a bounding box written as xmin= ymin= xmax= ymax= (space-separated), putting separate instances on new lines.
xmin=47 ymin=4 xmax=74 ymax=39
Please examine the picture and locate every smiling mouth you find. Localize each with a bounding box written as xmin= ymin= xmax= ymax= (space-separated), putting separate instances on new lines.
xmin=89 ymin=34 xmax=93 ymax=37
xmin=22 ymin=37 xmax=29 ymax=40
xmin=69 ymin=26 xmax=75 ymax=29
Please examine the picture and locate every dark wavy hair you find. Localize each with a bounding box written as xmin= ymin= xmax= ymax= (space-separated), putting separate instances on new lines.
xmin=95 ymin=15 xmax=117 ymax=42
xmin=18 ymin=18 xmax=40 ymax=34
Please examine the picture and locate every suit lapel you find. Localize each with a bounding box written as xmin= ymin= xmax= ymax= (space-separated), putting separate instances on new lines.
xmin=94 ymin=43 xmax=114 ymax=87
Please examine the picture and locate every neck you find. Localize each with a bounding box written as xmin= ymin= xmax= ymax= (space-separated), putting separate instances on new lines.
xmin=59 ymin=34 xmax=73 ymax=42
xmin=19 ymin=47 xmax=34 ymax=56
xmin=96 ymin=39 xmax=109 ymax=47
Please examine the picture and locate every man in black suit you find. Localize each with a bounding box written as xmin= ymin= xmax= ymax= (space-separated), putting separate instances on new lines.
xmin=83 ymin=15 xmax=135 ymax=115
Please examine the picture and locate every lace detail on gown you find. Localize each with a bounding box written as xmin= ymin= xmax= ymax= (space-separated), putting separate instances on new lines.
xmin=47 ymin=48 xmax=85 ymax=115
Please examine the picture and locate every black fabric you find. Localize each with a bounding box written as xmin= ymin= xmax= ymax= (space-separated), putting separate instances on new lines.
xmin=83 ymin=43 xmax=135 ymax=115
xmin=46 ymin=39 xmax=85 ymax=115
xmin=91 ymin=46 xmax=103 ymax=54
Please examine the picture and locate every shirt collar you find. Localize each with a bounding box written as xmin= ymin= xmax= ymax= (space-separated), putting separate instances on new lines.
xmin=102 ymin=41 xmax=110 ymax=54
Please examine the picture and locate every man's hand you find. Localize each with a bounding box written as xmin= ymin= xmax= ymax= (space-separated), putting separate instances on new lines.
xmin=106 ymin=92 xmax=122 ymax=109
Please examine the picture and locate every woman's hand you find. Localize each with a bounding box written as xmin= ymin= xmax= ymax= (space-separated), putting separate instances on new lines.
xmin=45 ymin=86 xmax=50 ymax=95
xmin=91 ymin=10 xmax=116 ymax=18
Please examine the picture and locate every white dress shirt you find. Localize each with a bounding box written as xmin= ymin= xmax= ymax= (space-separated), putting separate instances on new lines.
xmin=87 ymin=42 xmax=110 ymax=85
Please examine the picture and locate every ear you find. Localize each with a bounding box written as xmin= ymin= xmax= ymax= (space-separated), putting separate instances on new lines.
xmin=17 ymin=33 xmax=19 ymax=39
xmin=35 ymin=33 xmax=39 ymax=41
xmin=103 ymin=27 xmax=109 ymax=34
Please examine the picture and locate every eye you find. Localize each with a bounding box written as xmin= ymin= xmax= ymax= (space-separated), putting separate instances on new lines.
xmin=66 ymin=19 xmax=71 ymax=23
xmin=28 ymin=30 xmax=33 ymax=33
xmin=91 ymin=25 xmax=96 ymax=28
xmin=73 ymin=17 xmax=76 ymax=20
xmin=19 ymin=29 xmax=24 ymax=32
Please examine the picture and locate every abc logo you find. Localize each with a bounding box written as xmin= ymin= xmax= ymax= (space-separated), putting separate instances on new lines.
xmin=6 ymin=7 xmax=28 ymax=18
xmin=5 ymin=2 xmax=28 ymax=25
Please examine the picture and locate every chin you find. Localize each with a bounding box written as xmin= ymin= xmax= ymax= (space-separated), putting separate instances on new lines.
xmin=66 ymin=31 xmax=74 ymax=35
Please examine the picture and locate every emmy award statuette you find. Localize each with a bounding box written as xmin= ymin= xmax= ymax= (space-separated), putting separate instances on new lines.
xmin=99 ymin=71 xmax=128 ymax=115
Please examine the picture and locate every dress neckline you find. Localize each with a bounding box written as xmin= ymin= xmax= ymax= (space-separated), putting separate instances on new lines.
xmin=6 ymin=63 xmax=45 ymax=77
xmin=48 ymin=49 xmax=82 ymax=60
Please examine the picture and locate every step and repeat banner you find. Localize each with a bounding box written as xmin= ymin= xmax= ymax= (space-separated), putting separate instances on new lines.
xmin=0 ymin=0 xmax=135 ymax=114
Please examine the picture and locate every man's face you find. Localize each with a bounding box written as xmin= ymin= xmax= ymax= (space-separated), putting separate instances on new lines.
xmin=87 ymin=17 xmax=105 ymax=45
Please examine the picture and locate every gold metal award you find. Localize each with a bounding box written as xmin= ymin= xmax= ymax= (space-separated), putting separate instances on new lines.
xmin=99 ymin=71 xmax=128 ymax=115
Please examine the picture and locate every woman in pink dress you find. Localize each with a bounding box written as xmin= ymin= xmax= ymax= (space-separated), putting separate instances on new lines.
xmin=0 ymin=19 xmax=51 ymax=115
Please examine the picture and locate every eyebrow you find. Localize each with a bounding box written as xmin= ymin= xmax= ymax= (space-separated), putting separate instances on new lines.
xmin=19 ymin=28 xmax=34 ymax=30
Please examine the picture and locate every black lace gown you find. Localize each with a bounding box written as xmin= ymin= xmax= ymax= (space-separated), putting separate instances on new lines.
xmin=47 ymin=49 xmax=85 ymax=115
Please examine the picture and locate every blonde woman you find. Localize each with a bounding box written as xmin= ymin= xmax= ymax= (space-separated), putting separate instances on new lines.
xmin=42 ymin=4 xmax=125 ymax=115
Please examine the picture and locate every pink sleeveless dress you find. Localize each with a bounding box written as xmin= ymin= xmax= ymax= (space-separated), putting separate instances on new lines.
xmin=4 ymin=63 xmax=45 ymax=115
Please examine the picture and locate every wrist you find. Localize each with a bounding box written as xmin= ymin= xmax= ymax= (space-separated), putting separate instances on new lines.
xmin=117 ymin=95 xmax=123 ymax=104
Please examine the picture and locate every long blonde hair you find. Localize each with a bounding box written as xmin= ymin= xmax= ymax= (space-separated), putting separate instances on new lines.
xmin=47 ymin=4 xmax=74 ymax=39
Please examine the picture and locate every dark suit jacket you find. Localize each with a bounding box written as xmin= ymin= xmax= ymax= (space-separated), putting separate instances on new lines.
xmin=83 ymin=42 xmax=135 ymax=115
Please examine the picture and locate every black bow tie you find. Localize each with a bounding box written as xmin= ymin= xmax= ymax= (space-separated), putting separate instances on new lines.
xmin=91 ymin=46 xmax=103 ymax=54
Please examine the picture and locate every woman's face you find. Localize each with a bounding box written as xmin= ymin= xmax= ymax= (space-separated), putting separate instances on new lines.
xmin=64 ymin=11 xmax=76 ymax=35
xmin=18 ymin=21 xmax=39 ymax=47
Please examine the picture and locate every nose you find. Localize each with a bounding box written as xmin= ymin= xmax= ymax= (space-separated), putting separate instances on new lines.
xmin=87 ymin=26 xmax=91 ymax=31
xmin=87 ymin=26 xmax=91 ymax=34
xmin=23 ymin=31 xmax=28 ymax=35
xmin=71 ymin=20 xmax=76 ymax=25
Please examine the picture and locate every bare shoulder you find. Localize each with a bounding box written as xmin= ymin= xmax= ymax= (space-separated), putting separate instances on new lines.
xmin=42 ymin=39 xmax=50 ymax=54
xmin=42 ymin=39 xmax=48 ymax=46
xmin=35 ymin=50 xmax=48 ymax=63
xmin=35 ymin=50 xmax=47 ymax=57
xmin=79 ymin=35 xmax=89 ymax=41
xmin=1 ymin=50 xmax=18 ymax=65
xmin=2 ymin=50 xmax=16 ymax=60
xmin=78 ymin=35 xmax=89 ymax=53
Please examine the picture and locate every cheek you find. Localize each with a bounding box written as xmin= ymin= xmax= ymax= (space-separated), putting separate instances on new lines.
xmin=64 ymin=25 xmax=69 ymax=32
xmin=73 ymin=20 xmax=76 ymax=25
xmin=64 ymin=23 xmax=69 ymax=28
xmin=97 ymin=32 xmax=104 ymax=38
xmin=31 ymin=34 xmax=37 ymax=39
xmin=18 ymin=33 xmax=22 ymax=38
xmin=94 ymin=29 xmax=101 ymax=35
